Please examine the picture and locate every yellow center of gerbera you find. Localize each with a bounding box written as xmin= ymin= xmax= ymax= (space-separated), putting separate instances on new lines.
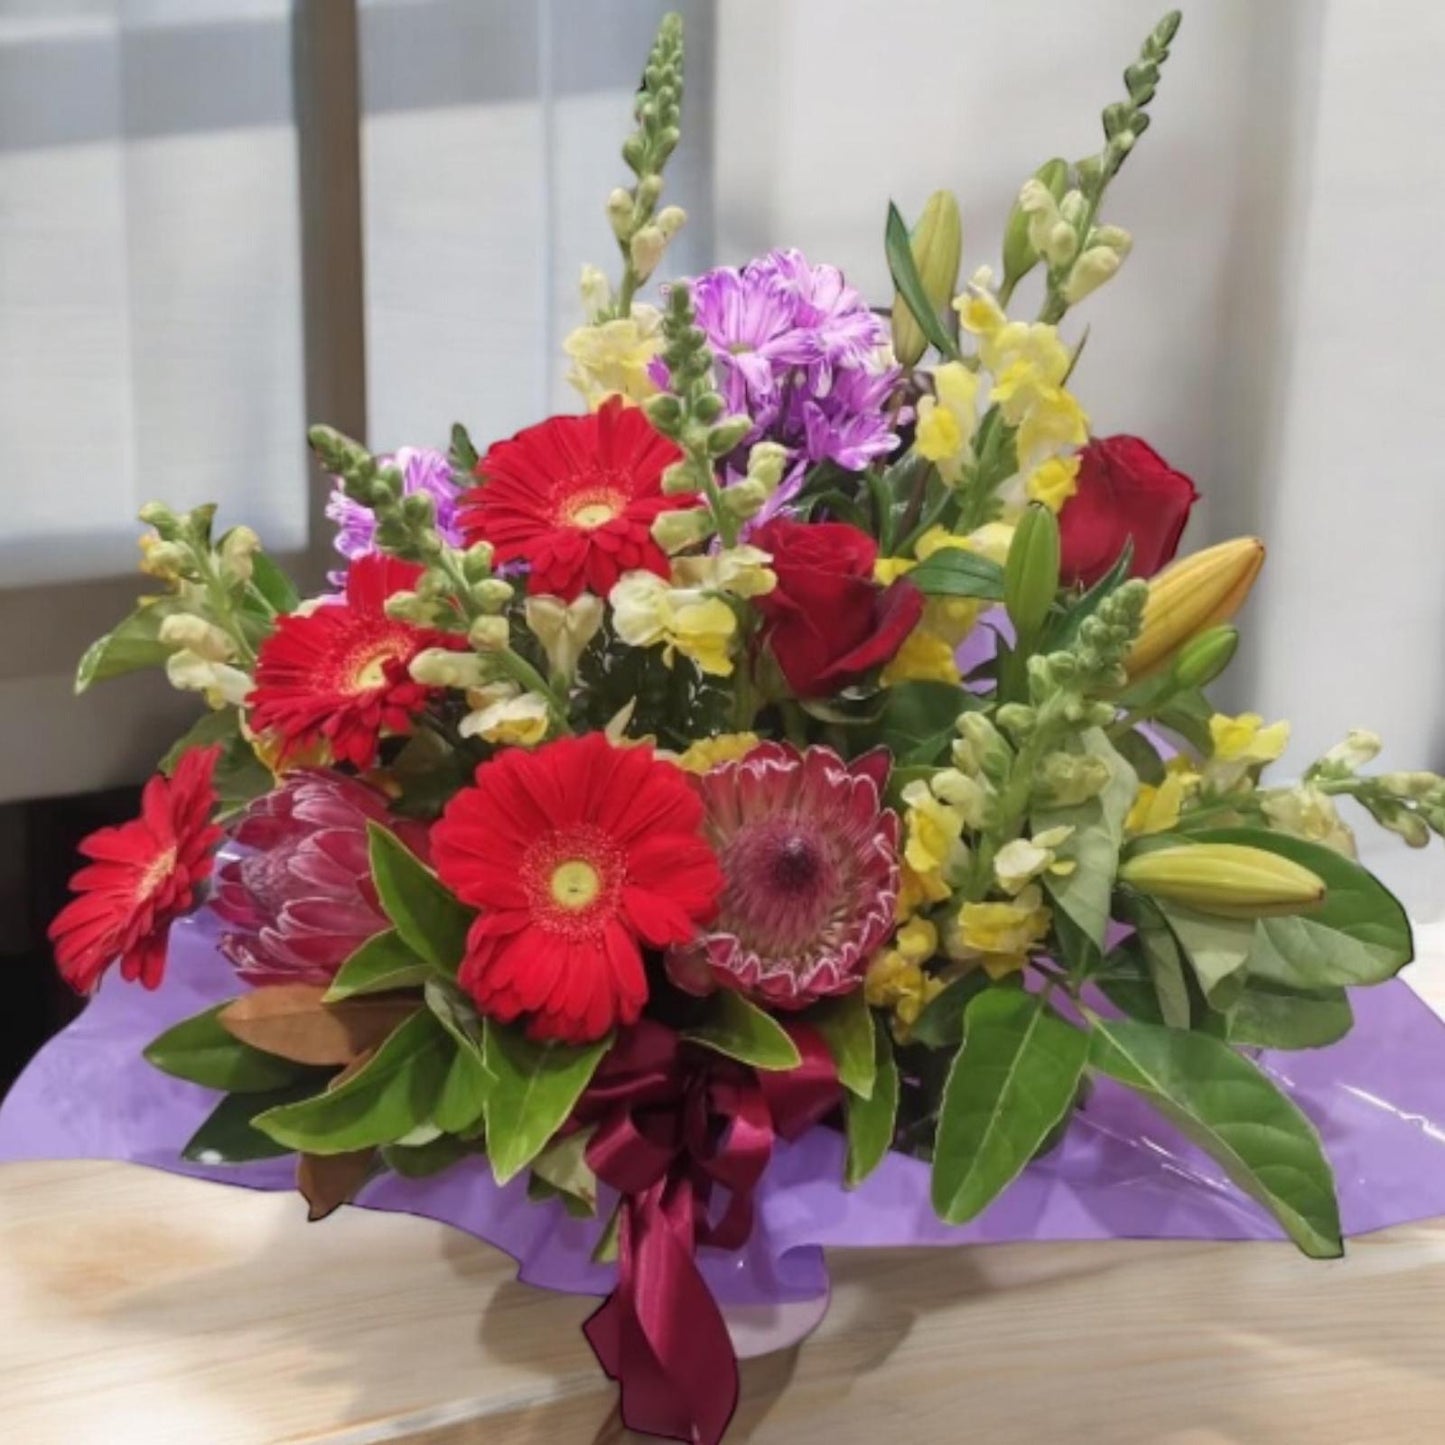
xmin=138 ymin=845 xmax=178 ymax=900
xmin=345 ymin=639 xmax=408 ymax=694
xmin=550 ymin=859 xmax=602 ymax=910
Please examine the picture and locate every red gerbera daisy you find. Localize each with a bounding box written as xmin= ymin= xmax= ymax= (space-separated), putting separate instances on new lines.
xmin=431 ymin=732 xmax=723 ymax=1043
xmin=460 ymin=396 xmax=692 ymax=601
xmin=247 ymin=553 xmax=462 ymax=770
xmin=48 ymin=745 xmax=223 ymax=994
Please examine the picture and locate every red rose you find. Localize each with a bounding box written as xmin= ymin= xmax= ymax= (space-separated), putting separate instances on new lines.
xmin=752 ymin=518 xmax=923 ymax=697
xmin=1058 ymin=436 xmax=1199 ymax=587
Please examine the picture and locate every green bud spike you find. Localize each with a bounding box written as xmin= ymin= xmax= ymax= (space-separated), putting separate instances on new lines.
xmin=1001 ymin=158 xmax=1069 ymax=297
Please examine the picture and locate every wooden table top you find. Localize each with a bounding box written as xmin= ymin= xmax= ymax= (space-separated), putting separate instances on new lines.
xmin=4 ymin=949 xmax=1443 ymax=1444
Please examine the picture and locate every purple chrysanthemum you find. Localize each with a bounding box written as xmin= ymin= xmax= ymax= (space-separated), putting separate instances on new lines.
xmin=326 ymin=446 xmax=463 ymax=582
xmin=667 ymin=743 xmax=900 ymax=1008
xmin=655 ymin=250 xmax=902 ymax=515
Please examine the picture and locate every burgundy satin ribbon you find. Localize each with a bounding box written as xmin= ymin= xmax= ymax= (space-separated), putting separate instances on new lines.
xmin=574 ymin=1017 xmax=840 ymax=1445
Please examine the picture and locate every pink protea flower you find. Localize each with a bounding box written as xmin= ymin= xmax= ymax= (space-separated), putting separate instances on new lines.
xmin=668 ymin=743 xmax=900 ymax=1008
xmin=211 ymin=771 xmax=429 ymax=987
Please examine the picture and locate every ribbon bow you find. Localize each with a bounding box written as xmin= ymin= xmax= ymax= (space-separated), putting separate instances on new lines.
xmin=574 ymin=1017 xmax=840 ymax=1445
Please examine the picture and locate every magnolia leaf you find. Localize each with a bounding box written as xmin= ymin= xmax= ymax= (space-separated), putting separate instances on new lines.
xmin=684 ymin=990 xmax=801 ymax=1071
xmin=909 ymin=971 xmax=990 ymax=1049
xmin=298 ymin=1148 xmax=376 ymax=1221
xmin=906 ymin=550 xmax=1005 ymax=600
xmin=252 ymin=1011 xmax=450 ymax=1154
xmin=1035 ymin=728 xmax=1137 ymax=948
xmin=1155 ymin=901 xmax=1253 ymax=1009
xmin=434 ymin=1041 xmax=491 ymax=1135
xmin=530 ymin=1128 xmax=598 ymax=1214
xmin=807 ymin=989 xmax=877 ymax=1099
xmin=367 ymin=823 xmax=474 ymax=973
xmin=1118 ymin=893 xmax=1195 ymax=1027
xmin=866 ymin=680 xmax=975 ymax=766
xmin=1088 ymin=1015 xmax=1342 ymax=1257
xmin=1189 ymin=828 xmax=1412 ymax=988
xmin=482 ymin=1022 xmax=610 ymax=1186
xmin=75 ymin=598 xmax=178 ymax=693
xmin=844 ymin=1015 xmax=899 ymax=1188
xmin=931 ymin=990 xmax=1088 ymax=1224
xmin=181 ymin=1082 xmax=320 ymax=1164
xmin=145 ymin=1004 xmax=301 ymax=1093
xmin=884 ymin=200 xmax=961 ymax=361
xmin=1217 ymin=981 xmax=1353 ymax=1051
xmin=323 ymin=930 xmax=433 ymax=1001
xmin=219 ymin=984 xmax=419 ymax=1066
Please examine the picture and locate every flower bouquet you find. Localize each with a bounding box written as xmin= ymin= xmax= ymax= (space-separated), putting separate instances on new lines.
xmin=10 ymin=12 xmax=1445 ymax=1444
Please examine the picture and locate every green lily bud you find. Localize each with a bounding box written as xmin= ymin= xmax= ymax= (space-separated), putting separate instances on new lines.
xmin=1002 ymin=157 xmax=1068 ymax=293
xmin=1170 ymin=625 xmax=1238 ymax=692
xmin=1003 ymin=504 xmax=1060 ymax=643
xmin=1121 ymin=843 xmax=1326 ymax=919
xmin=890 ymin=189 xmax=963 ymax=367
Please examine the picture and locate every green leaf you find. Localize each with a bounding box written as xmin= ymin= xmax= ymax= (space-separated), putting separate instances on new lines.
xmin=247 ymin=550 xmax=300 ymax=615
xmin=1113 ymin=726 xmax=1166 ymax=787
xmin=1034 ymin=728 xmax=1137 ymax=948
xmin=1087 ymin=1016 xmax=1342 ymax=1258
xmin=382 ymin=1134 xmax=475 ymax=1178
xmin=931 ymin=990 xmax=1089 ymax=1224
xmin=1095 ymin=949 xmax=1165 ymax=1024
xmin=1190 ymin=828 xmax=1413 ymax=988
xmin=159 ymin=707 xmax=243 ymax=774
xmin=75 ymin=598 xmax=178 ymax=693
xmin=181 ymin=1081 xmax=320 ymax=1163
xmin=1120 ymin=897 xmax=1192 ymax=1028
xmin=684 ymin=990 xmax=802 ymax=1071
xmin=845 ymin=1015 xmax=899 ymax=1187
xmin=449 ymin=420 xmax=480 ymax=477
xmin=1154 ymin=899 xmax=1253 ymax=1010
xmin=1218 ymin=981 xmax=1353 ymax=1050
xmin=865 ymin=680 xmax=974 ymax=767
xmin=884 ymin=201 xmax=961 ymax=361
xmin=529 ymin=1129 xmax=598 ymax=1214
xmin=807 ymin=990 xmax=877 ymax=1099
xmin=434 ymin=1043 xmax=491 ymax=1134
xmin=906 ymin=549 xmax=1006 ymax=600
xmin=1154 ymin=688 xmax=1214 ymax=753
xmin=482 ymin=1022 xmax=610 ymax=1186
xmin=253 ymin=1011 xmax=451 ymax=1154
xmin=145 ymin=1005 xmax=302 ymax=1093
xmin=909 ymin=971 xmax=989 ymax=1049
xmin=324 ymin=929 xmax=434 ymax=1000
xmin=367 ymin=823 xmax=474 ymax=973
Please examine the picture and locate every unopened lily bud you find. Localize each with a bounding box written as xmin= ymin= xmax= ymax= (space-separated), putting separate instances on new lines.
xmin=606 ymin=187 xmax=633 ymax=238
xmin=473 ymin=577 xmax=515 ymax=612
xmin=1126 ymin=538 xmax=1266 ymax=681
xmin=159 ymin=613 xmax=235 ymax=663
xmin=1003 ymin=504 xmax=1060 ymax=643
xmin=1170 ymin=624 xmax=1238 ymax=692
xmin=1323 ymin=728 xmax=1382 ymax=773
xmin=1002 ymin=158 xmax=1068 ymax=290
xmin=656 ymin=205 xmax=687 ymax=239
xmin=1123 ymin=843 xmax=1327 ymax=919
xmin=1044 ymin=220 xmax=1080 ymax=268
xmin=467 ymin=615 xmax=511 ymax=653
xmin=651 ymin=506 xmax=715 ymax=554
xmin=1062 ymin=246 xmax=1124 ymax=304
xmin=409 ymin=647 xmax=487 ymax=690
xmin=217 ymin=525 xmax=262 ymax=584
xmin=629 ymin=225 xmax=667 ymax=281
xmin=891 ymin=190 xmax=963 ymax=367
xmin=706 ymin=416 xmax=752 ymax=459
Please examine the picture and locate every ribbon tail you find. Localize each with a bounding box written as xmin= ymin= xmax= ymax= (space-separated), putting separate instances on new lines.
xmin=583 ymin=1180 xmax=739 ymax=1445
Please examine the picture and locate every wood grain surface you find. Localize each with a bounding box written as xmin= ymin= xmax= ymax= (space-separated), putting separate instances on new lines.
xmin=3 ymin=954 xmax=1442 ymax=1445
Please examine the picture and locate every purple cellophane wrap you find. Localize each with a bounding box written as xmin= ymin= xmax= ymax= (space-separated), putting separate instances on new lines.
xmin=5 ymin=906 xmax=1445 ymax=1320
